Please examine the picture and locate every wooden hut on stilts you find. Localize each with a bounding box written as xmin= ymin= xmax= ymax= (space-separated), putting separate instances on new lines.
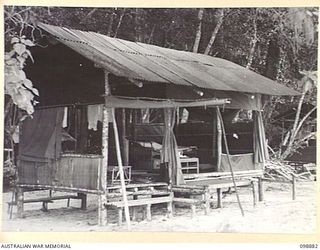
xmin=10 ymin=23 xmax=299 ymax=227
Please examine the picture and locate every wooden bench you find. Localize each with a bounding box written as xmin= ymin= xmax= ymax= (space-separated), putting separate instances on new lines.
xmin=184 ymin=170 xmax=264 ymax=202
xmin=106 ymin=182 xmax=170 ymax=201
xmin=172 ymin=185 xmax=209 ymax=215
xmin=106 ymin=195 xmax=173 ymax=225
xmin=173 ymin=197 xmax=202 ymax=218
xmin=7 ymin=193 xmax=86 ymax=213
xmin=174 ymin=177 xmax=258 ymax=214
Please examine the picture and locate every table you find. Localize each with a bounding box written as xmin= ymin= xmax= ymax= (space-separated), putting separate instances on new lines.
xmin=180 ymin=157 xmax=199 ymax=174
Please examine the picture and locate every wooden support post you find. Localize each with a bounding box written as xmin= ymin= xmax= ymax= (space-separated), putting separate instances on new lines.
xmin=78 ymin=193 xmax=87 ymax=210
xmin=132 ymin=187 xmax=138 ymax=221
xmin=112 ymin=108 xmax=131 ymax=230
xmin=132 ymin=207 xmax=137 ymax=221
xmin=191 ymin=204 xmax=196 ymax=218
xmin=42 ymin=202 xmax=49 ymax=212
xmin=216 ymin=111 xmax=222 ymax=171
xmin=122 ymin=108 xmax=129 ymax=166
xmin=167 ymin=200 xmax=173 ymax=218
xmin=217 ymin=188 xmax=222 ymax=208
xmin=98 ymin=70 xmax=110 ymax=226
xmin=251 ymin=181 xmax=257 ymax=206
xmin=258 ymin=177 xmax=264 ymax=202
xmin=16 ymin=187 xmax=24 ymax=218
xmin=204 ymin=187 xmax=210 ymax=215
xmin=146 ymin=204 xmax=152 ymax=221
xmin=292 ymin=174 xmax=296 ymax=200
xmin=67 ymin=198 xmax=71 ymax=207
xmin=118 ymin=208 xmax=123 ymax=226
xmin=172 ymin=203 xmax=176 ymax=216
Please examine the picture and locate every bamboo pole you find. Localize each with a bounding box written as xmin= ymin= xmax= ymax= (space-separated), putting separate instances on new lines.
xmin=121 ymin=108 xmax=129 ymax=166
xmin=111 ymin=108 xmax=131 ymax=230
xmin=16 ymin=187 xmax=24 ymax=218
xmin=98 ymin=70 xmax=110 ymax=226
xmin=292 ymin=174 xmax=296 ymax=200
xmin=258 ymin=177 xmax=264 ymax=201
xmin=216 ymin=110 xmax=222 ymax=171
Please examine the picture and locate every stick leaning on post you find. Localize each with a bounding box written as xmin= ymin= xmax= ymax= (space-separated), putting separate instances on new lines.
xmin=111 ymin=108 xmax=131 ymax=230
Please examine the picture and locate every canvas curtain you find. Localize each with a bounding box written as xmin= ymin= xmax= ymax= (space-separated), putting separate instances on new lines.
xmin=253 ymin=111 xmax=269 ymax=164
xmin=220 ymin=153 xmax=256 ymax=172
xmin=19 ymin=107 xmax=64 ymax=163
xmin=161 ymin=108 xmax=185 ymax=185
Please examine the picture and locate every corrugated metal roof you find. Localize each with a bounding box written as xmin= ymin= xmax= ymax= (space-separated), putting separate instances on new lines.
xmin=38 ymin=23 xmax=300 ymax=96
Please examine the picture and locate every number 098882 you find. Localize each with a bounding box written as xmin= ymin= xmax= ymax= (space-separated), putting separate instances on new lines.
xmin=300 ymin=244 xmax=318 ymax=248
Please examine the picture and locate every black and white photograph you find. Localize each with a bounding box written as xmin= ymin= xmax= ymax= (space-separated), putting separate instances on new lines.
xmin=2 ymin=5 xmax=318 ymax=234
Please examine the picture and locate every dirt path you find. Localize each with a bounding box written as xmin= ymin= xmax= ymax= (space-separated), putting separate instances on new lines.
xmin=1 ymin=181 xmax=316 ymax=233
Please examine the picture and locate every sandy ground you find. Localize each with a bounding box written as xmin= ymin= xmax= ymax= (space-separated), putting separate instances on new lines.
xmin=1 ymin=181 xmax=317 ymax=233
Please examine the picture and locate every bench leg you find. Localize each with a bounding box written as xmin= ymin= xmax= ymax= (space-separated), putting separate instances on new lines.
xmin=217 ymin=188 xmax=222 ymax=208
xmin=78 ymin=193 xmax=87 ymax=210
xmin=172 ymin=203 xmax=176 ymax=216
xmin=292 ymin=175 xmax=296 ymax=200
xmin=251 ymin=181 xmax=257 ymax=206
xmin=191 ymin=204 xmax=196 ymax=219
xmin=132 ymin=207 xmax=138 ymax=221
xmin=146 ymin=204 xmax=152 ymax=221
xmin=67 ymin=198 xmax=71 ymax=207
xmin=258 ymin=177 xmax=264 ymax=202
xmin=42 ymin=202 xmax=49 ymax=212
xmin=204 ymin=188 xmax=210 ymax=215
xmin=16 ymin=187 xmax=24 ymax=218
xmin=118 ymin=208 xmax=123 ymax=226
xmin=167 ymin=201 xmax=173 ymax=218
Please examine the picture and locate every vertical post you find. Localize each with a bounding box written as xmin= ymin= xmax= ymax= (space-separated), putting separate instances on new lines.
xmin=191 ymin=204 xmax=196 ymax=219
xmin=204 ymin=186 xmax=210 ymax=215
xmin=118 ymin=208 xmax=123 ymax=226
xmin=251 ymin=181 xmax=257 ymax=206
xmin=16 ymin=187 xmax=24 ymax=218
xmin=258 ymin=177 xmax=264 ymax=202
xmin=292 ymin=174 xmax=296 ymax=200
xmin=121 ymin=108 xmax=129 ymax=166
xmin=146 ymin=204 xmax=152 ymax=221
xmin=98 ymin=70 xmax=110 ymax=226
xmin=112 ymin=108 xmax=131 ymax=230
xmin=16 ymin=159 xmax=24 ymax=218
xmin=216 ymin=111 xmax=222 ymax=171
xmin=217 ymin=188 xmax=222 ymax=208
xmin=78 ymin=193 xmax=87 ymax=210
xmin=167 ymin=193 xmax=173 ymax=218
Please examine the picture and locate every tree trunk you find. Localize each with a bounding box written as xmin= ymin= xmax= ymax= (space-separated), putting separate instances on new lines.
xmin=246 ymin=11 xmax=258 ymax=69
xmin=280 ymin=91 xmax=306 ymax=160
xmin=192 ymin=8 xmax=204 ymax=53
xmin=107 ymin=10 xmax=115 ymax=37
xmin=148 ymin=24 xmax=156 ymax=44
xmin=261 ymin=37 xmax=281 ymax=136
xmin=264 ymin=38 xmax=280 ymax=80
xmin=204 ymin=9 xmax=224 ymax=55
xmin=114 ymin=9 xmax=125 ymax=38
xmin=135 ymin=8 xmax=143 ymax=42
xmin=80 ymin=8 xmax=97 ymax=24
xmin=98 ymin=70 xmax=110 ymax=226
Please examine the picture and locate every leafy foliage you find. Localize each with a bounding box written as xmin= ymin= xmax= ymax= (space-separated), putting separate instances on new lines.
xmin=5 ymin=36 xmax=38 ymax=115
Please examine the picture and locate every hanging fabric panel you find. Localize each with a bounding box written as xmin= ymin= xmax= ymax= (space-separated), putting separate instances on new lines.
xmin=19 ymin=107 xmax=64 ymax=163
xmin=160 ymin=108 xmax=185 ymax=185
xmin=253 ymin=111 xmax=269 ymax=164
